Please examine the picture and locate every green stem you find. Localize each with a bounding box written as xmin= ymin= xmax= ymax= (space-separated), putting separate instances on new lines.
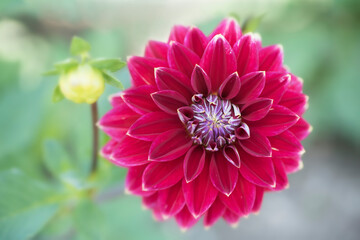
xmin=90 ymin=102 xmax=99 ymax=175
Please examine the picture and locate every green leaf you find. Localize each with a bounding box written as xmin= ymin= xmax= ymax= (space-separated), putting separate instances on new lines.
xmin=0 ymin=169 xmax=60 ymax=240
xmin=54 ymin=58 xmax=78 ymax=73
xmin=52 ymin=85 xmax=64 ymax=103
xmin=102 ymin=71 xmax=124 ymax=89
xmin=70 ymin=36 xmax=91 ymax=56
xmin=43 ymin=140 xmax=72 ymax=177
xmin=43 ymin=69 xmax=60 ymax=76
xmin=90 ymin=58 xmax=126 ymax=72
xmin=242 ymin=14 xmax=265 ymax=33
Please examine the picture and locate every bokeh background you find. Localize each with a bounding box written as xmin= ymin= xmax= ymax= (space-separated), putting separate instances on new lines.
xmin=1 ymin=0 xmax=360 ymax=239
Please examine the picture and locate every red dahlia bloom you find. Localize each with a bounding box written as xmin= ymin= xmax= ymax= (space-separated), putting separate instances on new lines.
xmin=99 ymin=18 xmax=311 ymax=230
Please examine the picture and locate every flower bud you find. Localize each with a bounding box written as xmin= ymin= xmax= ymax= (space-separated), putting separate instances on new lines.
xmin=59 ymin=64 xmax=105 ymax=104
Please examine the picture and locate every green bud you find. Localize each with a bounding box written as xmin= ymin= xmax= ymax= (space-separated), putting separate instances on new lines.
xmin=59 ymin=64 xmax=105 ymax=104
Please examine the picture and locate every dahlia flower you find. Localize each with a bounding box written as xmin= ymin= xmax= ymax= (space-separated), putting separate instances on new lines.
xmin=99 ymin=18 xmax=311 ymax=229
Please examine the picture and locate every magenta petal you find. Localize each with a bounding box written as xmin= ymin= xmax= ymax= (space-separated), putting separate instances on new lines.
xmin=142 ymin=192 xmax=158 ymax=209
xmin=218 ymin=72 xmax=241 ymax=99
xmin=261 ymin=72 xmax=290 ymax=104
xmin=272 ymin=157 xmax=289 ymax=191
xmin=98 ymin=103 xmax=139 ymax=141
xmin=184 ymin=27 xmax=208 ymax=57
xmin=289 ymin=117 xmax=312 ymax=141
xmin=235 ymin=122 xmax=250 ymax=140
xmin=252 ymin=186 xmax=265 ymax=213
xmin=121 ymin=85 xmax=159 ymax=114
xmin=158 ymin=182 xmax=186 ymax=217
xmin=177 ymin=106 xmax=194 ymax=124
xmin=111 ymin=136 xmax=151 ymax=166
xmin=168 ymin=25 xmax=189 ymax=44
xmin=128 ymin=56 xmax=167 ymax=86
xmin=151 ymin=90 xmax=188 ymax=115
xmin=200 ymin=35 xmax=237 ymax=91
xmin=241 ymin=98 xmax=273 ymax=121
xmin=183 ymin=145 xmax=205 ymax=183
xmin=182 ymin=161 xmax=218 ymax=218
xmin=233 ymin=33 xmax=261 ymax=76
xmin=203 ymin=198 xmax=226 ymax=228
xmin=259 ymin=44 xmax=283 ymax=71
xmin=191 ymin=64 xmax=211 ymax=95
xmin=239 ymin=131 xmax=272 ymax=157
xmin=100 ymin=139 xmax=117 ymax=159
xmin=149 ymin=129 xmax=192 ymax=162
xmin=208 ymin=18 xmax=242 ymax=46
xmin=168 ymin=42 xmax=200 ymax=77
xmin=279 ymin=90 xmax=308 ymax=115
xmin=175 ymin=206 xmax=198 ymax=230
xmin=222 ymin=209 xmax=241 ymax=226
xmin=142 ymin=158 xmax=183 ymax=191
xmin=125 ymin=165 xmax=154 ymax=196
xmin=269 ymin=130 xmax=304 ymax=157
xmin=223 ymin=145 xmax=241 ymax=168
xmin=249 ymin=105 xmax=300 ymax=136
xmin=220 ymin=175 xmax=256 ymax=216
xmin=127 ymin=112 xmax=182 ymax=141
xmin=144 ymin=40 xmax=169 ymax=61
xmin=232 ymin=71 xmax=265 ymax=104
xmin=109 ymin=93 xmax=123 ymax=107
xmin=155 ymin=67 xmax=194 ymax=100
xmin=282 ymin=155 xmax=303 ymax=173
xmin=210 ymin=152 xmax=238 ymax=196
xmin=289 ymin=73 xmax=303 ymax=92
xmin=238 ymin=148 xmax=276 ymax=188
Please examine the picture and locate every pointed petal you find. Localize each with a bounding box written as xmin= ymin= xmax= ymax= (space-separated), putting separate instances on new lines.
xmin=282 ymin=155 xmax=303 ymax=173
xmin=272 ymin=157 xmax=288 ymax=191
xmin=288 ymin=73 xmax=304 ymax=92
xmin=252 ymin=186 xmax=265 ymax=213
xmin=233 ymin=33 xmax=261 ymax=76
xmin=158 ymin=182 xmax=186 ymax=217
xmin=232 ymin=71 xmax=265 ymax=104
xmin=125 ymin=165 xmax=154 ymax=196
xmin=182 ymin=161 xmax=218 ymax=218
xmin=184 ymin=26 xmax=208 ymax=57
xmin=100 ymin=139 xmax=117 ymax=159
xmin=209 ymin=18 xmax=242 ymax=46
xmin=155 ymin=67 xmax=194 ymax=100
xmin=127 ymin=112 xmax=182 ymax=141
xmin=144 ymin=40 xmax=169 ymax=61
xmin=151 ymin=90 xmax=188 ymax=115
xmin=289 ymin=117 xmax=312 ymax=141
xmin=98 ymin=103 xmax=139 ymax=141
xmin=200 ymin=35 xmax=237 ymax=91
xmin=191 ymin=64 xmax=211 ymax=95
xmin=261 ymin=72 xmax=290 ymax=104
xmin=142 ymin=158 xmax=183 ymax=191
xmin=109 ymin=93 xmax=123 ymax=107
xmin=203 ymin=198 xmax=226 ymax=228
xmin=168 ymin=25 xmax=189 ymax=44
xmin=177 ymin=106 xmax=194 ymax=124
xmin=168 ymin=42 xmax=200 ymax=77
xmin=210 ymin=151 xmax=238 ymax=196
xmin=235 ymin=122 xmax=250 ymax=140
xmin=238 ymin=147 xmax=276 ymax=188
xmin=218 ymin=72 xmax=241 ymax=99
xmin=111 ymin=135 xmax=151 ymax=166
xmin=241 ymin=98 xmax=273 ymax=121
xmin=279 ymin=90 xmax=308 ymax=115
xmin=220 ymin=175 xmax=256 ymax=215
xmin=223 ymin=145 xmax=241 ymax=168
xmin=142 ymin=192 xmax=158 ymax=209
xmin=222 ymin=209 xmax=241 ymax=226
xmin=183 ymin=145 xmax=205 ymax=183
xmin=128 ymin=56 xmax=167 ymax=86
xmin=269 ymin=130 xmax=304 ymax=157
xmin=121 ymin=85 xmax=159 ymax=114
xmin=259 ymin=45 xmax=283 ymax=71
xmin=239 ymin=130 xmax=272 ymax=157
xmin=249 ymin=105 xmax=299 ymax=136
xmin=175 ymin=207 xmax=198 ymax=230
xmin=149 ymin=129 xmax=192 ymax=162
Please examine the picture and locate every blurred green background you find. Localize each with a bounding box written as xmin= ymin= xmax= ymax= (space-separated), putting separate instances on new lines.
xmin=1 ymin=0 xmax=360 ymax=239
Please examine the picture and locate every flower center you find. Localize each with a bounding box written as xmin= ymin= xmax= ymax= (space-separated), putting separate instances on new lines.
xmin=178 ymin=94 xmax=242 ymax=151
